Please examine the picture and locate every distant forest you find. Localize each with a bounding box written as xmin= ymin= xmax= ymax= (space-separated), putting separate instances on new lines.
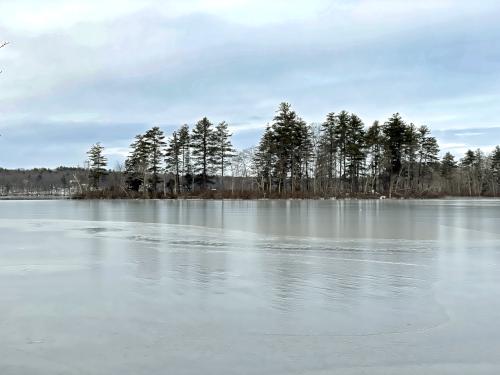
xmin=1 ymin=103 xmax=500 ymax=199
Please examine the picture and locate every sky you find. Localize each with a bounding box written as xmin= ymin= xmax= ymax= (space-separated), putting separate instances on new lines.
xmin=1 ymin=0 xmax=500 ymax=168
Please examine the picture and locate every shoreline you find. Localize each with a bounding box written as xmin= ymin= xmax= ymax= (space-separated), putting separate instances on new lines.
xmin=0 ymin=195 xmax=70 ymax=201
xmin=1 ymin=195 xmax=497 ymax=201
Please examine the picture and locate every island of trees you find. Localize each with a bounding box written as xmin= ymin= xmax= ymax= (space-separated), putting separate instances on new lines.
xmin=2 ymin=103 xmax=500 ymax=199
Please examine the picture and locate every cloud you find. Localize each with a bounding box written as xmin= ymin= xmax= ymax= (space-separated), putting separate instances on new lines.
xmin=435 ymin=127 xmax=500 ymax=159
xmin=454 ymin=132 xmax=485 ymax=137
xmin=0 ymin=120 xmax=148 ymax=168
xmin=1 ymin=0 xmax=500 ymax=167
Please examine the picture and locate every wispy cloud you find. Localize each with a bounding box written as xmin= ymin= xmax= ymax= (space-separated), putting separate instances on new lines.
xmin=455 ymin=132 xmax=485 ymax=137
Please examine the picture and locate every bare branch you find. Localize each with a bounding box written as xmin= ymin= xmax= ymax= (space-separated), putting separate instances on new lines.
xmin=0 ymin=41 xmax=8 ymax=73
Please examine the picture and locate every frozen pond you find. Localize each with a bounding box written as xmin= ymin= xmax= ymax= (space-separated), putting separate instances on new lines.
xmin=1 ymin=199 xmax=500 ymax=374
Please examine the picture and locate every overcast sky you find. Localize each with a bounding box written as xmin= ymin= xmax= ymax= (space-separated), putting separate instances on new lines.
xmin=1 ymin=0 xmax=500 ymax=168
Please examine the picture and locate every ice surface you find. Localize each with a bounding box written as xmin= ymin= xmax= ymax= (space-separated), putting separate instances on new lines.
xmin=1 ymin=199 xmax=500 ymax=374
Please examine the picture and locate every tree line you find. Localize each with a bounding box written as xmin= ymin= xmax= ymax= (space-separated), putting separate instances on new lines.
xmin=0 ymin=167 xmax=88 ymax=197
xmin=3 ymin=103 xmax=499 ymax=198
xmin=101 ymin=118 xmax=236 ymax=197
xmin=82 ymin=103 xmax=500 ymax=199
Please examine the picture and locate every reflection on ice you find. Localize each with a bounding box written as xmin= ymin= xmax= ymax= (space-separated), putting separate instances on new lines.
xmin=1 ymin=200 xmax=500 ymax=374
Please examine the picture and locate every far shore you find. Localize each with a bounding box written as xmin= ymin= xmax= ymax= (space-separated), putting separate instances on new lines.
xmin=1 ymin=195 xmax=497 ymax=201
xmin=0 ymin=195 xmax=70 ymax=201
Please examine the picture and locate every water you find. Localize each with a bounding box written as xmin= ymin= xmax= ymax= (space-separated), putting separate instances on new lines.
xmin=1 ymin=199 xmax=499 ymax=374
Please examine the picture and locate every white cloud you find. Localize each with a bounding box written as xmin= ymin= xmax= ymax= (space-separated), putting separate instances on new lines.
xmin=0 ymin=0 xmax=333 ymax=33
xmin=0 ymin=0 xmax=147 ymax=33
xmin=5 ymin=0 xmax=494 ymax=34
xmin=439 ymin=142 xmax=467 ymax=150
xmin=455 ymin=132 xmax=485 ymax=137
xmin=104 ymin=147 xmax=130 ymax=158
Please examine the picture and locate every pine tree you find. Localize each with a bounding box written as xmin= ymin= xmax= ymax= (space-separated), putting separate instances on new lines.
xmin=334 ymin=111 xmax=350 ymax=188
xmin=441 ymin=152 xmax=457 ymax=179
xmin=86 ymin=143 xmax=107 ymax=190
xmin=345 ymin=113 xmax=366 ymax=192
xmin=461 ymin=149 xmax=476 ymax=167
xmin=440 ymin=152 xmax=457 ymax=194
xmin=403 ymin=123 xmax=419 ymax=193
xmin=178 ymin=124 xmax=192 ymax=189
xmin=270 ymin=103 xmax=306 ymax=193
xmin=383 ymin=113 xmax=407 ymax=196
xmin=143 ymin=126 xmax=166 ymax=195
xmin=125 ymin=134 xmax=149 ymax=192
xmin=298 ymin=120 xmax=314 ymax=192
xmin=416 ymin=125 xmax=439 ymax=191
xmin=165 ymin=131 xmax=182 ymax=194
xmin=490 ymin=146 xmax=500 ymax=195
xmin=474 ymin=149 xmax=487 ymax=195
xmin=289 ymin=117 xmax=312 ymax=192
xmin=461 ymin=149 xmax=478 ymax=196
xmin=272 ymin=103 xmax=294 ymax=192
xmin=319 ymin=113 xmax=338 ymax=193
xmin=214 ymin=121 xmax=235 ymax=187
xmin=191 ymin=117 xmax=216 ymax=190
xmin=365 ymin=121 xmax=384 ymax=193
xmin=254 ymin=124 xmax=275 ymax=194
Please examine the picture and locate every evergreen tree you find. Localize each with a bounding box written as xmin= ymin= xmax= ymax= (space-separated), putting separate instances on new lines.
xmin=270 ymin=103 xmax=309 ymax=193
xmin=474 ymin=149 xmax=487 ymax=195
xmin=214 ymin=121 xmax=235 ymax=186
xmin=143 ymin=126 xmax=166 ymax=194
xmin=461 ymin=149 xmax=480 ymax=196
xmin=288 ymin=117 xmax=312 ymax=192
xmin=298 ymin=121 xmax=314 ymax=192
xmin=178 ymin=124 xmax=192 ymax=189
xmin=417 ymin=126 xmax=439 ymax=175
xmin=490 ymin=146 xmax=500 ymax=195
xmin=252 ymin=104 xmax=313 ymax=194
xmin=86 ymin=143 xmax=107 ymax=190
xmin=461 ymin=149 xmax=476 ymax=167
xmin=271 ymin=103 xmax=296 ymax=192
xmin=254 ymin=124 xmax=275 ymax=194
xmin=441 ymin=152 xmax=457 ymax=179
xmin=191 ymin=117 xmax=216 ymax=189
xmin=334 ymin=111 xmax=350 ymax=187
xmin=403 ymin=123 xmax=419 ymax=192
xmin=319 ymin=113 xmax=338 ymax=193
xmin=345 ymin=113 xmax=366 ymax=192
xmin=125 ymin=134 xmax=149 ymax=192
xmin=165 ymin=131 xmax=182 ymax=194
xmin=383 ymin=113 xmax=407 ymax=196
xmin=365 ymin=121 xmax=384 ymax=193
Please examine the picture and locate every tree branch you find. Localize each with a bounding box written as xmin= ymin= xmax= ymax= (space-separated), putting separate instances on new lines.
xmin=0 ymin=41 xmax=8 ymax=74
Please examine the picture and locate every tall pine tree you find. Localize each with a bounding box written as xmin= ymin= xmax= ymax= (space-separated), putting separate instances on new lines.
xmin=86 ymin=143 xmax=107 ymax=190
xmin=143 ymin=127 xmax=166 ymax=195
xmin=191 ymin=117 xmax=216 ymax=190
xmin=214 ymin=121 xmax=235 ymax=187
xmin=165 ymin=131 xmax=182 ymax=194
xmin=346 ymin=114 xmax=366 ymax=192
xmin=125 ymin=134 xmax=150 ymax=192
xmin=178 ymin=124 xmax=192 ymax=189
xmin=383 ymin=113 xmax=407 ymax=196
